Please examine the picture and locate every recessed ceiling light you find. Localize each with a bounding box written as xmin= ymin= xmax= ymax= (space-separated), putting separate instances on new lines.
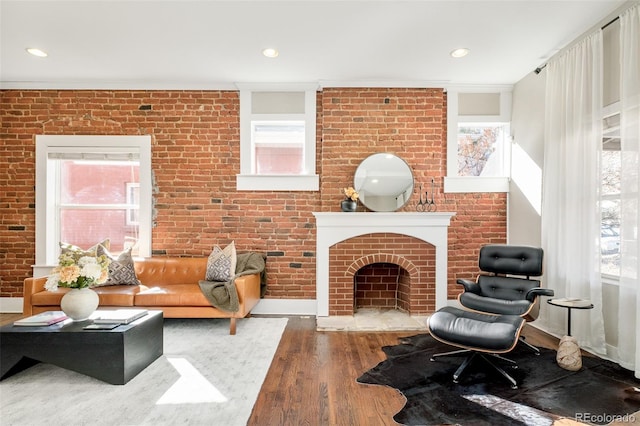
xmin=26 ymin=48 xmax=48 ymax=57
xmin=450 ymin=48 xmax=470 ymax=58
xmin=262 ymin=48 xmax=279 ymax=58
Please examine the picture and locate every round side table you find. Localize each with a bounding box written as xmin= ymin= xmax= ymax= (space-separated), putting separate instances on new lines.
xmin=547 ymin=298 xmax=594 ymax=336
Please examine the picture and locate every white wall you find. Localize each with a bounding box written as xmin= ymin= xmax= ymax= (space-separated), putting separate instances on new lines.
xmin=508 ymin=70 xmax=546 ymax=247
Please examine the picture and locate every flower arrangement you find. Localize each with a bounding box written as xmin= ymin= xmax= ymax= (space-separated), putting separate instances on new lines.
xmin=342 ymin=186 xmax=359 ymax=202
xmin=45 ymin=251 xmax=111 ymax=291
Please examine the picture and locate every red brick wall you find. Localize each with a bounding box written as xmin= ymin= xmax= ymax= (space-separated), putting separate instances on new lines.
xmin=0 ymin=88 xmax=506 ymax=303
xmin=320 ymin=88 xmax=506 ymax=302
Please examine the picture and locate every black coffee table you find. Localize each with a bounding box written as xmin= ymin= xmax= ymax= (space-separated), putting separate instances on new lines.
xmin=0 ymin=310 xmax=163 ymax=385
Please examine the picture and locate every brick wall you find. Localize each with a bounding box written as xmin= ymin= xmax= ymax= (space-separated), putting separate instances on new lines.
xmin=320 ymin=88 xmax=507 ymax=303
xmin=0 ymin=88 xmax=506 ymax=304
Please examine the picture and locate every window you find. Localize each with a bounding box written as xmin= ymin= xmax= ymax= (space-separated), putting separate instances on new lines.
xmin=34 ymin=135 xmax=152 ymax=276
xmin=445 ymin=89 xmax=512 ymax=193
xmin=457 ymin=123 xmax=510 ymax=177
xmin=236 ymin=84 xmax=319 ymax=191
xmin=252 ymin=120 xmax=305 ymax=174
xmin=601 ymin=102 xmax=621 ymax=277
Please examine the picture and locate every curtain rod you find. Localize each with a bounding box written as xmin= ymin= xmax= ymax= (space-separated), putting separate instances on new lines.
xmin=534 ymin=15 xmax=621 ymax=75
xmin=601 ymin=15 xmax=620 ymax=30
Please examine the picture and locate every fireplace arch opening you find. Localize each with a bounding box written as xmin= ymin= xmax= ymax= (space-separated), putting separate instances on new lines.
xmin=337 ymin=248 xmax=432 ymax=316
xmin=354 ymin=262 xmax=411 ymax=312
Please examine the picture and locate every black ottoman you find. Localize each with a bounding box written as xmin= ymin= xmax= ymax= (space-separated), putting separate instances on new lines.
xmin=427 ymin=306 xmax=525 ymax=388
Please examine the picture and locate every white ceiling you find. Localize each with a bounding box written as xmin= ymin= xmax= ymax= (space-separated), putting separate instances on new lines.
xmin=0 ymin=0 xmax=629 ymax=90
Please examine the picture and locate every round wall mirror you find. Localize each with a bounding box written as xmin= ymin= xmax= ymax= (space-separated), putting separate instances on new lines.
xmin=354 ymin=153 xmax=414 ymax=212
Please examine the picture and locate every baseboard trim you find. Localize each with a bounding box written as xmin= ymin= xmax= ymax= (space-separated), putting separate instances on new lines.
xmin=0 ymin=297 xmax=23 ymax=313
xmin=251 ymin=299 xmax=317 ymax=316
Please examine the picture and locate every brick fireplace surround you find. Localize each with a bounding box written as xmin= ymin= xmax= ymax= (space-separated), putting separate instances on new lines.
xmin=313 ymin=212 xmax=455 ymax=317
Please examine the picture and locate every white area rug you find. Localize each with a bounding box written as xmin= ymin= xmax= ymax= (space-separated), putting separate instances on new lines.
xmin=0 ymin=317 xmax=288 ymax=426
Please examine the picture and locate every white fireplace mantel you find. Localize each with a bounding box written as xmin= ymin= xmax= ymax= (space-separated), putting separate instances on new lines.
xmin=313 ymin=212 xmax=456 ymax=316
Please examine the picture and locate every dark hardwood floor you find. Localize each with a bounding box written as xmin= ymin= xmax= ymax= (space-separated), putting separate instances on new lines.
xmin=247 ymin=316 xmax=562 ymax=426
xmin=0 ymin=312 xmax=571 ymax=426
xmin=248 ymin=316 xmax=416 ymax=425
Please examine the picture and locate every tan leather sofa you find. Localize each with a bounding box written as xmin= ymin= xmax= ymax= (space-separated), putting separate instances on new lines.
xmin=23 ymin=257 xmax=261 ymax=335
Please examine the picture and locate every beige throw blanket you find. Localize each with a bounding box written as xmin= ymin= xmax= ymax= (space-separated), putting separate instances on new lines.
xmin=198 ymin=252 xmax=266 ymax=312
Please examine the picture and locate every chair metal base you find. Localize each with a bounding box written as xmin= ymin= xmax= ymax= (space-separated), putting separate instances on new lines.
xmin=430 ymin=348 xmax=519 ymax=389
xmin=519 ymin=336 xmax=541 ymax=355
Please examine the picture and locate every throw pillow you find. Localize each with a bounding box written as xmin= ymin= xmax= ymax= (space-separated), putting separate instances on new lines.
xmin=95 ymin=244 xmax=142 ymax=286
xmin=206 ymin=241 xmax=237 ymax=282
xmin=59 ymin=238 xmax=110 ymax=257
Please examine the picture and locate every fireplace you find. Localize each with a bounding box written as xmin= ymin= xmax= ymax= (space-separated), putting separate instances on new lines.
xmin=313 ymin=212 xmax=455 ymax=317
xmin=355 ymin=262 xmax=410 ymax=310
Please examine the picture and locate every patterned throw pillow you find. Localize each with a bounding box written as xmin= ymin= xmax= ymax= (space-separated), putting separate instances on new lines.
xmin=206 ymin=241 xmax=237 ymax=282
xmin=95 ymin=244 xmax=141 ymax=286
xmin=59 ymin=238 xmax=110 ymax=257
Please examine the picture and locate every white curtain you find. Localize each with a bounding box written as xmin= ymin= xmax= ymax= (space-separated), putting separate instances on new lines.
xmin=618 ymin=4 xmax=640 ymax=378
xmin=541 ymin=31 xmax=607 ymax=354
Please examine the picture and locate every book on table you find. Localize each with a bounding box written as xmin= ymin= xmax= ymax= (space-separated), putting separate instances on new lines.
xmin=93 ymin=309 xmax=148 ymax=325
xmin=83 ymin=323 xmax=120 ymax=330
xmin=14 ymin=311 xmax=69 ymax=326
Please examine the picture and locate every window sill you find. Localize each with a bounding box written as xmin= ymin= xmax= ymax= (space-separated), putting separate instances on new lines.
xmin=601 ymin=274 xmax=620 ymax=286
xmin=444 ymin=176 xmax=509 ymax=193
xmin=236 ymin=174 xmax=319 ymax=191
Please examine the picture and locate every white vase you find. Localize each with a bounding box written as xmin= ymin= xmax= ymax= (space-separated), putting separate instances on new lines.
xmin=61 ymin=288 xmax=99 ymax=321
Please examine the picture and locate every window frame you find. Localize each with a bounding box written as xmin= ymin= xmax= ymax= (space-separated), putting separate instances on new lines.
xmin=34 ymin=135 xmax=152 ymax=276
xmin=445 ymin=88 xmax=512 ymax=193
xmin=236 ymin=83 xmax=319 ymax=191
xmin=125 ymin=182 xmax=141 ymax=226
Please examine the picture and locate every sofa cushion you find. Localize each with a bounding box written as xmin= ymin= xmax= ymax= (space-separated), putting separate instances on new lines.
xmin=134 ymin=257 xmax=208 ymax=286
xmin=94 ymin=285 xmax=140 ymax=306
xmin=206 ymin=241 xmax=237 ymax=281
xmin=95 ymin=245 xmax=141 ymax=286
xmin=135 ymin=284 xmax=212 ymax=307
xmin=31 ymin=284 xmax=139 ymax=307
xmin=31 ymin=287 xmax=72 ymax=306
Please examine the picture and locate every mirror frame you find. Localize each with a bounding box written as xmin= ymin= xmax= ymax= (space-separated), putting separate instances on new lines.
xmin=353 ymin=153 xmax=414 ymax=212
